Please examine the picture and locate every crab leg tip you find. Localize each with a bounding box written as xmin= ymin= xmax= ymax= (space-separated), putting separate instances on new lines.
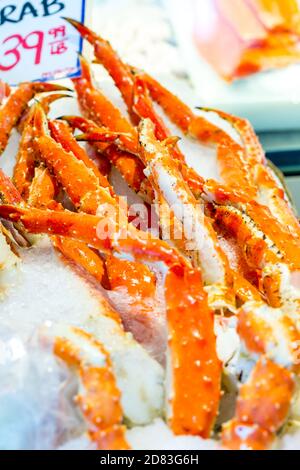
xmin=63 ymin=17 xmax=97 ymax=42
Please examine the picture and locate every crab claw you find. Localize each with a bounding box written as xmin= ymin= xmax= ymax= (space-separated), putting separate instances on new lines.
xmin=15 ymin=95 xmax=73 ymax=199
xmin=59 ymin=115 xmax=152 ymax=199
xmin=76 ymin=131 xmax=130 ymax=144
xmin=48 ymin=119 xmax=112 ymax=192
xmin=0 ymin=170 xmax=22 ymax=205
xmin=37 ymin=92 xmax=73 ymax=111
xmin=64 ymin=18 xmax=135 ymax=114
xmin=63 ymin=17 xmax=99 ymax=44
xmin=17 ymin=92 xmax=72 ymax=134
xmin=0 ymin=81 xmax=72 ymax=155
xmin=29 ymin=82 xmax=72 ymax=93
xmin=0 ymin=204 xmax=113 ymax=250
xmin=76 ymin=131 xmax=136 ymax=153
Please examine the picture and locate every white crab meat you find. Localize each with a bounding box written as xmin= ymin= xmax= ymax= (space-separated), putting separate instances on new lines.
xmin=51 ymin=313 xmax=165 ymax=428
xmin=84 ymin=315 xmax=165 ymax=426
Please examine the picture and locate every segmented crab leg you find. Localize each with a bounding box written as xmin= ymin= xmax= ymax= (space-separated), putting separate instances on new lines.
xmin=133 ymin=72 xmax=260 ymax=199
xmin=73 ymin=55 xmax=137 ymax=152
xmin=0 ymin=169 xmax=31 ymax=250
xmin=62 ymin=115 xmax=153 ymax=200
xmin=71 ymin=57 xmax=199 ymax=200
xmin=16 ymin=163 xmax=105 ymax=285
xmin=64 ymin=20 xmax=137 ymax=120
xmin=224 ymin=200 xmax=300 ymax=271
xmin=54 ymin=326 xmax=129 ymax=450
xmin=132 ymin=75 xmax=185 ymax=155
xmin=222 ymin=357 xmax=295 ymax=450
xmin=28 ymin=166 xmax=105 ymax=284
xmin=33 ymin=103 xmax=117 ymax=214
xmin=49 ymin=119 xmax=116 ymax=193
xmin=0 ymin=169 xmax=23 ymax=205
xmin=165 ymin=265 xmax=221 ymax=437
xmin=69 ymin=21 xmax=171 ymax=144
xmin=135 ymin=71 xmax=234 ymax=146
xmin=201 ymin=108 xmax=300 ymax=232
xmin=34 ymin=105 xmax=159 ymax=298
xmin=13 ymin=105 xmax=40 ymax=200
xmin=50 ymin=119 xmax=141 ymax=198
xmin=47 ymin=119 xmax=158 ymax=296
xmin=209 ymin=202 xmax=300 ymax=307
xmin=66 ymin=21 xmax=184 ymax=160
xmin=14 ymin=94 xmax=70 ymax=200
xmin=67 ymin=55 xmax=154 ymax=200
xmin=0 ymin=204 xmax=184 ymax=266
xmin=200 ymin=177 xmax=300 ymax=305
xmin=17 ymin=92 xmax=72 ymax=134
xmin=138 ymin=119 xmax=234 ymax=311
xmin=54 ymin=307 xmax=165 ymax=428
xmin=42 ymin=112 xmax=160 ymax=307
xmin=0 ymin=81 xmax=70 ymax=155
xmin=223 ymin=296 xmax=299 ymax=449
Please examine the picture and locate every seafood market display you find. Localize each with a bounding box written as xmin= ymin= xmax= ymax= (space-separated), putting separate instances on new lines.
xmin=0 ymin=18 xmax=300 ymax=451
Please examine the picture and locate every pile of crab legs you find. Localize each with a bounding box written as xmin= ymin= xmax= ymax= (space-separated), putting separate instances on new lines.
xmin=0 ymin=18 xmax=300 ymax=450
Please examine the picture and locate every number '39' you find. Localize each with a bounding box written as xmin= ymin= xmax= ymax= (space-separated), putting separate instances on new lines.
xmin=0 ymin=31 xmax=44 ymax=71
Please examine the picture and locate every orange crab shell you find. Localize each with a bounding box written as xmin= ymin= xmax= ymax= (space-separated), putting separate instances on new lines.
xmin=166 ymin=266 xmax=222 ymax=438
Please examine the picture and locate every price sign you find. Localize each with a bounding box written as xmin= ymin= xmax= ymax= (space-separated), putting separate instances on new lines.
xmin=0 ymin=0 xmax=87 ymax=84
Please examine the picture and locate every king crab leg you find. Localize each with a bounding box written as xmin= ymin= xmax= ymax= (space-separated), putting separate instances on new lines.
xmin=67 ymin=55 xmax=154 ymax=200
xmin=201 ymin=108 xmax=300 ymax=234
xmin=133 ymin=71 xmax=260 ymax=199
xmin=0 ymin=80 xmax=11 ymax=105
xmin=165 ymin=265 xmax=222 ymax=437
xmin=33 ymin=104 xmax=159 ymax=300
xmin=62 ymin=114 xmax=153 ymax=201
xmin=54 ymin=326 xmax=129 ymax=450
xmin=0 ymin=81 xmax=71 ymax=156
xmin=49 ymin=118 xmax=116 ymax=194
xmin=65 ymin=20 xmax=185 ymax=161
xmin=28 ymin=166 xmax=105 ymax=284
xmin=138 ymin=119 xmax=235 ymax=311
xmin=14 ymin=94 xmax=70 ymax=200
xmin=75 ymin=115 xmax=300 ymax=310
xmin=73 ymin=56 xmax=138 ymax=153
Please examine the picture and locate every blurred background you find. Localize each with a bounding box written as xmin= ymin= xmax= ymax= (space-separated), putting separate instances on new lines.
xmin=90 ymin=0 xmax=300 ymax=210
